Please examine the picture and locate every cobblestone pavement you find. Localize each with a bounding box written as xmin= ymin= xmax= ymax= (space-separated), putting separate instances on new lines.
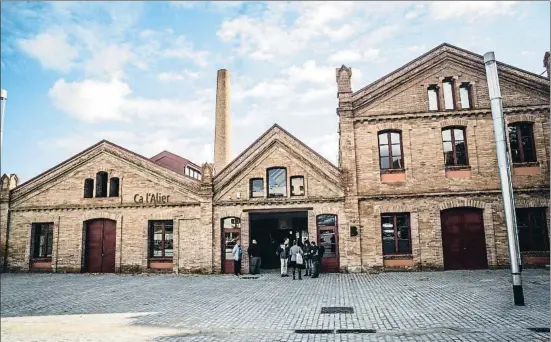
xmin=1 ymin=269 xmax=549 ymax=341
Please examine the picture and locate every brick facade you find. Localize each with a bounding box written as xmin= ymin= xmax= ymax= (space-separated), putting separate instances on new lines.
xmin=0 ymin=43 xmax=549 ymax=274
xmin=338 ymin=43 xmax=550 ymax=271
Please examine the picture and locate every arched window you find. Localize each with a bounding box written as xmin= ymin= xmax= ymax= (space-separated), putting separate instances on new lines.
xmin=267 ymin=167 xmax=287 ymax=197
xmin=83 ymin=178 xmax=94 ymax=198
xmin=378 ymin=131 xmax=404 ymax=170
xmin=442 ymin=127 xmax=468 ymax=166
xmin=95 ymin=172 xmax=108 ymax=198
xmin=109 ymin=177 xmax=120 ymax=197
xmin=508 ymin=122 xmax=536 ymax=163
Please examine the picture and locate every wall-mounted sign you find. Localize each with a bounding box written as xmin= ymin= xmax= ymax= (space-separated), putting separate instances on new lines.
xmin=134 ymin=193 xmax=170 ymax=204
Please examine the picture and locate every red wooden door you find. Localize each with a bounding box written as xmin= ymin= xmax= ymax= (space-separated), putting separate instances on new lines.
xmin=222 ymin=231 xmax=240 ymax=274
xmin=317 ymin=215 xmax=339 ymax=273
xmin=85 ymin=219 xmax=116 ymax=273
xmin=441 ymin=208 xmax=488 ymax=270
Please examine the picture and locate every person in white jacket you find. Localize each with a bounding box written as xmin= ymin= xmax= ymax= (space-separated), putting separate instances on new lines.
xmin=231 ymin=239 xmax=242 ymax=276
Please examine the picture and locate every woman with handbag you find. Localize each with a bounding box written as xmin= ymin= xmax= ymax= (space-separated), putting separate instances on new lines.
xmin=289 ymin=240 xmax=304 ymax=280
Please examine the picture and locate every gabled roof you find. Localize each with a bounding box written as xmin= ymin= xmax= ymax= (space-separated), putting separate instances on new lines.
xmin=215 ymin=123 xmax=340 ymax=179
xmin=351 ymin=43 xmax=550 ymax=107
xmin=13 ymin=140 xmax=202 ymax=200
xmin=213 ymin=124 xmax=342 ymax=197
xmin=150 ymin=150 xmax=200 ymax=175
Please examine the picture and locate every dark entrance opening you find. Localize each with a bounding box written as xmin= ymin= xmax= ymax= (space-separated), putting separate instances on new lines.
xmin=249 ymin=211 xmax=308 ymax=269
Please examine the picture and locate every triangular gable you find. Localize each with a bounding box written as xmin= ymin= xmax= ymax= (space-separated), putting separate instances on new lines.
xmin=213 ymin=124 xmax=342 ymax=197
xmin=11 ymin=140 xmax=203 ymax=205
xmin=352 ymin=43 xmax=550 ymax=111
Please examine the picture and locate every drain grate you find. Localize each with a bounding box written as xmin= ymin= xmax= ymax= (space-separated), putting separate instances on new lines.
xmin=321 ymin=307 xmax=354 ymax=314
xmin=336 ymin=329 xmax=376 ymax=334
xmin=240 ymin=276 xmax=259 ymax=279
xmin=294 ymin=329 xmax=334 ymax=334
xmin=528 ymin=327 xmax=550 ymax=333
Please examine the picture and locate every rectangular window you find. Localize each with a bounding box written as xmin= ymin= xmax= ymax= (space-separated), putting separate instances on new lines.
xmin=378 ymin=131 xmax=404 ymax=170
xmin=32 ymin=223 xmax=54 ymax=259
xmin=250 ymin=178 xmax=264 ymax=198
xmin=185 ymin=167 xmax=201 ymax=180
xmin=267 ymin=167 xmax=287 ymax=197
xmin=508 ymin=123 xmax=537 ymax=163
xmin=516 ymin=208 xmax=549 ymax=252
xmin=459 ymin=83 xmax=472 ymax=109
xmin=442 ymin=128 xmax=468 ymax=166
xmin=290 ymin=176 xmax=305 ymax=196
xmin=443 ymin=78 xmax=455 ymax=110
xmin=427 ymin=85 xmax=439 ymax=111
xmin=149 ymin=221 xmax=174 ymax=258
xmin=381 ymin=214 xmax=411 ymax=255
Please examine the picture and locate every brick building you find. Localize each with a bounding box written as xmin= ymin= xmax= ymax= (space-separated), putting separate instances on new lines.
xmin=1 ymin=43 xmax=549 ymax=274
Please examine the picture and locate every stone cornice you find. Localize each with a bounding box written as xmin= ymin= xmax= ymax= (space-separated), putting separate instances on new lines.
xmin=10 ymin=201 xmax=201 ymax=213
xmin=352 ymin=105 xmax=549 ymax=125
xmin=214 ymin=196 xmax=345 ymax=207
xmin=358 ymin=188 xmax=549 ymax=201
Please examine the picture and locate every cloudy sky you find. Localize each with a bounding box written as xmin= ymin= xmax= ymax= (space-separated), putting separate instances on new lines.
xmin=1 ymin=1 xmax=549 ymax=182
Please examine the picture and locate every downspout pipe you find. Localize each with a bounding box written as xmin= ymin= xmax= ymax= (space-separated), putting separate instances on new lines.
xmin=483 ymin=51 xmax=524 ymax=306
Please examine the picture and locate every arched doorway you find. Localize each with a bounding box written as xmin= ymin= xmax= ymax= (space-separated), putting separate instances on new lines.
xmin=84 ymin=219 xmax=117 ymax=273
xmin=317 ymin=214 xmax=339 ymax=273
xmin=440 ymin=208 xmax=488 ymax=270
xmin=221 ymin=217 xmax=241 ymax=274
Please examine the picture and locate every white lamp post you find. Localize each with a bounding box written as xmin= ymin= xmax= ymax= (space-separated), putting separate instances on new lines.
xmin=0 ymin=88 xmax=7 ymax=172
xmin=483 ymin=52 xmax=524 ymax=306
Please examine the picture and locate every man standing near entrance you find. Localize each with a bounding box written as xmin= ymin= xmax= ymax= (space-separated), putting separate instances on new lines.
xmin=277 ymin=238 xmax=290 ymax=277
xmin=232 ymin=239 xmax=242 ymax=276
xmin=248 ymin=239 xmax=261 ymax=275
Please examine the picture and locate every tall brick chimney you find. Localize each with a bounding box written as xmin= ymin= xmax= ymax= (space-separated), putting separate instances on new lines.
xmin=544 ymin=52 xmax=550 ymax=79
xmin=213 ymin=69 xmax=231 ymax=174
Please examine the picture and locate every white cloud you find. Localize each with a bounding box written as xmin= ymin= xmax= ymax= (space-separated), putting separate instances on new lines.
xmin=429 ymin=1 xmax=517 ymax=22
xmin=163 ymin=35 xmax=210 ymax=67
xmin=48 ymin=78 xmax=213 ymax=128
xmin=217 ymin=1 xmax=381 ymax=61
xmin=158 ymin=70 xmax=200 ymax=83
xmin=327 ymin=48 xmax=379 ymax=63
xmin=328 ymin=50 xmax=363 ymax=63
xmin=18 ymin=30 xmax=79 ymax=73
xmin=84 ymin=44 xmax=133 ymax=79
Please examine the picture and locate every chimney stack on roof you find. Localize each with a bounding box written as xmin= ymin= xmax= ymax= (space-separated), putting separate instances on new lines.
xmin=213 ymin=69 xmax=231 ymax=174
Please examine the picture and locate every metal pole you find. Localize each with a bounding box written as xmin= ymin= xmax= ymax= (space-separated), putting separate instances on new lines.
xmin=0 ymin=88 xmax=7 ymax=173
xmin=483 ymin=52 xmax=524 ymax=306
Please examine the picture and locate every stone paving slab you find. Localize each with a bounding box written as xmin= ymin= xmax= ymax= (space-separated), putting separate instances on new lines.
xmin=1 ymin=269 xmax=549 ymax=341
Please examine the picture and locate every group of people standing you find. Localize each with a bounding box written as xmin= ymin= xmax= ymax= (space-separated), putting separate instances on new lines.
xmin=277 ymin=238 xmax=324 ymax=280
xmin=231 ymin=238 xmax=325 ymax=278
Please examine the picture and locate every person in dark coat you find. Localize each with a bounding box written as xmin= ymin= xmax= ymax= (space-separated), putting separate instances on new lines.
xmin=303 ymin=240 xmax=312 ymax=276
xmin=248 ymin=239 xmax=261 ymax=275
xmin=310 ymin=241 xmax=320 ymax=278
xmin=318 ymin=244 xmax=325 ymax=274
